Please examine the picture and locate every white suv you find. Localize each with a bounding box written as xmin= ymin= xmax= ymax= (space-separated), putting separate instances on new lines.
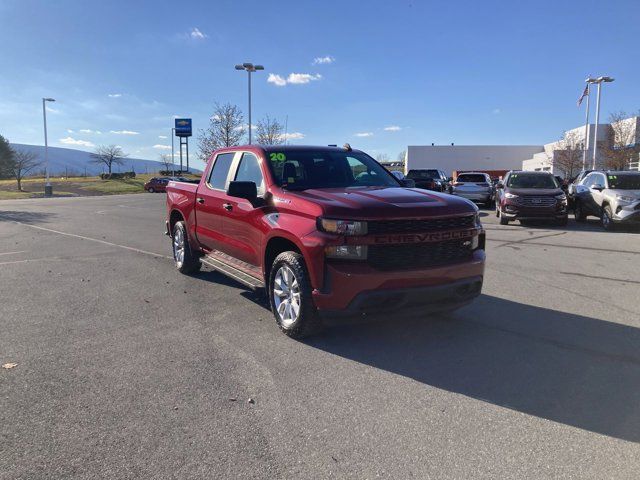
xmin=574 ymin=171 xmax=640 ymax=230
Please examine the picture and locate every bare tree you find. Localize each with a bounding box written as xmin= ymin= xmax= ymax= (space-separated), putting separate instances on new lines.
xmin=375 ymin=153 xmax=391 ymax=163
xmin=197 ymin=103 xmax=245 ymax=161
xmin=90 ymin=145 xmax=128 ymax=177
xmin=602 ymin=111 xmax=640 ymax=170
xmin=10 ymin=150 xmax=42 ymax=191
xmin=0 ymin=134 xmax=15 ymax=179
xmin=255 ymin=115 xmax=284 ymax=145
xmin=397 ymin=150 xmax=406 ymax=163
xmin=553 ymin=131 xmax=583 ymax=179
xmin=159 ymin=153 xmax=173 ymax=173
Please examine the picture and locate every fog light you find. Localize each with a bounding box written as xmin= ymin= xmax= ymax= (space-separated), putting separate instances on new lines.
xmin=325 ymin=245 xmax=368 ymax=260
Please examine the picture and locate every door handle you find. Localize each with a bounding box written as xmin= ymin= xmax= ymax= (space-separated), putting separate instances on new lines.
xmin=196 ymin=197 xmax=205 ymax=204
xmin=223 ymin=203 xmax=233 ymax=211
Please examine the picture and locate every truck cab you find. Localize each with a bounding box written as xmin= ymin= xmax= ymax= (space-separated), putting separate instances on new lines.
xmin=166 ymin=145 xmax=485 ymax=338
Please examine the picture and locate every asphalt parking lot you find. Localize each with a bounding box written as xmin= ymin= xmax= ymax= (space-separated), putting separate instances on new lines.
xmin=1 ymin=194 xmax=639 ymax=479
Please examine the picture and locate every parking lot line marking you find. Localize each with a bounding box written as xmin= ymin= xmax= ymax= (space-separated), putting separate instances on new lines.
xmin=486 ymin=238 xmax=640 ymax=255
xmin=8 ymin=221 xmax=171 ymax=259
xmin=0 ymin=251 xmax=27 ymax=256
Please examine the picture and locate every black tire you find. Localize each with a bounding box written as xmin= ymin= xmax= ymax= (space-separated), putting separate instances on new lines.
xmin=172 ymin=221 xmax=201 ymax=274
xmin=556 ymin=217 xmax=568 ymax=227
xmin=499 ymin=212 xmax=509 ymax=225
xmin=148 ymin=187 xmax=155 ymax=193
xmin=574 ymin=200 xmax=586 ymax=222
xmin=601 ymin=205 xmax=616 ymax=231
xmin=268 ymin=251 xmax=323 ymax=338
xmin=496 ymin=204 xmax=500 ymax=218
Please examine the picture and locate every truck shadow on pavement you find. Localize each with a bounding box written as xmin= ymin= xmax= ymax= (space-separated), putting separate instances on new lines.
xmin=0 ymin=210 xmax=56 ymax=224
xmin=306 ymin=295 xmax=640 ymax=443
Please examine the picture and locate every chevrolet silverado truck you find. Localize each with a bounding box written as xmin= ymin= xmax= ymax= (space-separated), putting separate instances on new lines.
xmin=166 ymin=145 xmax=485 ymax=338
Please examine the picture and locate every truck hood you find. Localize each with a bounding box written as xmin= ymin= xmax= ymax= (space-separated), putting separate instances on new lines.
xmin=506 ymin=188 xmax=563 ymax=196
xmin=287 ymin=186 xmax=476 ymax=219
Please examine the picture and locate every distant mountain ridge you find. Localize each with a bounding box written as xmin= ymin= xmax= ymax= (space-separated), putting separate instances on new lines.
xmin=9 ymin=144 xmax=201 ymax=176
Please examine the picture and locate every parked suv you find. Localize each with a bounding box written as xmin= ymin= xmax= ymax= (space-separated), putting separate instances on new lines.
xmin=166 ymin=145 xmax=485 ymax=338
xmin=406 ymin=169 xmax=449 ymax=192
xmin=573 ymin=171 xmax=640 ymax=230
xmin=449 ymin=172 xmax=494 ymax=207
xmin=496 ymin=171 xmax=568 ymax=226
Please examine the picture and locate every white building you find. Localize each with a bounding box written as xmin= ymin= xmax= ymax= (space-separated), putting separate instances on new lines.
xmin=522 ymin=117 xmax=640 ymax=174
xmin=406 ymin=145 xmax=544 ymax=175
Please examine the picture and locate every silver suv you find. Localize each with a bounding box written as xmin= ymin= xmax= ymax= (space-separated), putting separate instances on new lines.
xmin=574 ymin=171 xmax=640 ymax=230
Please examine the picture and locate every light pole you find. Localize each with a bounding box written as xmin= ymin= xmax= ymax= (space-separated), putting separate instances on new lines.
xmin=588 ymin=76 xmax=615 ymax=169
xmin=235 ymin=62 xmax=264 ymax=144
xmin=581 ymin=77 xmax=593 ymax=171
xmin=171 ymin=127 xmax=176 ymax=175
xmin=42 ymin=97 xmax=55 ymax=196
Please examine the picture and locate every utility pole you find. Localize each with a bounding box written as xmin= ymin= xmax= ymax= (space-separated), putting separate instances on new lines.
xmin=589 ymin=76 xmax=615 ymax=169
xmin=42 ymin=97 xmax=55 ymax=196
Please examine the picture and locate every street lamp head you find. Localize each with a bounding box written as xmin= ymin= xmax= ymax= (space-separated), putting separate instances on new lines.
xmin=242 ymin=62 xmax=254 ymax=69
xmin=585 ymin=77 xmax=596 ymax=83
xmin=254 ymin=65 xmax=264 ymax=70
xmin=44 ymin=97 xmax=55 ymax=102
xmin=600 ymin=76 xmax=614 ymax=83
xmin=235 ymin=64 xmax=245 ymax=70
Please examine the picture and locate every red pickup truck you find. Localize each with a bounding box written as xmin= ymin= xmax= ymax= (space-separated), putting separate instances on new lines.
xmin=166 ymin=145 xmax=485 ymax=338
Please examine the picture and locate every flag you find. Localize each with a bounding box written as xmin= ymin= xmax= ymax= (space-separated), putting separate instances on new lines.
xmin=577 ymin=85 xmax=589 ymax=107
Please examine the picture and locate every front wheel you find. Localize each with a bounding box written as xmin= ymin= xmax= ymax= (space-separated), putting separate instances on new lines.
xmin=601 ymin=205 xmax=616 ymax=231
xmin=499 ymin=211 xmax=509 ymax=225
xmin=269 ymin=252 xmax=323 ymax=338
xmin=574 ymin=201 xmax=586 ymax=222
xmin=172 ymin=221 xmax=201 ymax=274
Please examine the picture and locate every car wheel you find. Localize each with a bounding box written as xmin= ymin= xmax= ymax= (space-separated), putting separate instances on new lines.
xmin=148 ymin=187 xmax=155 ymax=193
xmin=172 ymin=221 xmax=201 ymax=274
xmin=556 ymin=217 xmax=568 ymax=227
xmin=601 ymin=205 xmax=616 ymax=231
xmin=269 ymin=251 xmax=323 ymax=338
xmin=574 ymin=201 xmax=586 ymax=222
xmin=499 ymin=210 xmax=509 ymax=225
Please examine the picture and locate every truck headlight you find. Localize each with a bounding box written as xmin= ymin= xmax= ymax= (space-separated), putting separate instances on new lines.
xmin=325 ymin=245 xmax=368 ymax=260
xmin=318 ymin=218 xmax=368 ymax=236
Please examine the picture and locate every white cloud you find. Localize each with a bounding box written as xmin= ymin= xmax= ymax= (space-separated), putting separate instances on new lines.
xmin=384 ymin=125 xmax=401 ymax=131
xmin=67 ymin=129 xmax=74 ymax=133
xmin=267 ymin=73 xmax=287 ymax=87
xmin=282 ymin=132 xmax=305 ymax=141
xmin=59 ymin=137 xmax=95 ymax=148
xmin=158 ymin=135 xmax=168 ymax=139
xmin=267 ymin=72 xmax=322 ymax=86
xmin=110 ymin=130 xmax=140 ymax=135
xmin=190 ymin=27 xmax=207 ymax=40
xmin=153 ymin=144 xmax=171 ymax=150
xmin=287 ymin=73 xmax=322 ymax=84
xmin=79 ymin=129 xmax=102 ymax=134
xmin=354 ymin=132 xmax=373 ymax=137
xmin=492 ymin=108 xmax=501 ymax=114
xmin=108 ymin=93 xmax=122 ymax=98
xmin=313 ymin=56 xmax=335 ymax=65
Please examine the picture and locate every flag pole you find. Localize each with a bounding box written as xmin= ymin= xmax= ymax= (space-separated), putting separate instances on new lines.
xmin=582 ymin=81 xmax=591 ymax=171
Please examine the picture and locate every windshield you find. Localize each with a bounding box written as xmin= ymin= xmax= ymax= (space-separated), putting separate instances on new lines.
xmin=507 ymin=173 xmax=559 ymax=189
xmin=266 ymin=149 xmax=400 ymax=190
xmin=458 ymin=174 xmax=487 ymax=183
xmin=407 ymin=169 xmax=439 ymax=179
xmin=608 ymin=174 xmax=640 ymax=190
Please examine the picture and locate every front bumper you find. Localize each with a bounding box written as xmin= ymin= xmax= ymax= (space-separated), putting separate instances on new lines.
xmin=501 ymin=203 xmax=567 ymax=221
xmin=613 ymin=203 xmax=640 ymax=223
xmin=312 ymin=249 xmax=485 ymax=313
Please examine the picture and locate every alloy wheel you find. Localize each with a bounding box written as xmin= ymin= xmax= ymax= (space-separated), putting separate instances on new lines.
xmin=273 ymin=266 xmax=301 ymax=327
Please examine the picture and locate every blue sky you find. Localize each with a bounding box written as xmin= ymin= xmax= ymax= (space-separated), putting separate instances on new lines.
xmin=1 ymin=0 xmax=639 ymax=170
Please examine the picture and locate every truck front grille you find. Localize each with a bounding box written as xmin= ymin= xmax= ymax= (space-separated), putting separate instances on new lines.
xmin=368 ymin=240 xmax=473 ymax=270
xmin=368 ymin=215 xmax=475 ymax=234
xmin=517 ymin=196 xmax=556 ymax=208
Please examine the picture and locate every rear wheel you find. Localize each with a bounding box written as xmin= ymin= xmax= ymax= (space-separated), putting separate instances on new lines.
xmin=172 ymin=221 xmax=201 ymax=274
xmin=499 ymin=211 xmax=509 ymax=225
xmin=574 ymin=200 xmax=586 ymax=222
xmin=601 ymin=205 xmax=616 ymax=231
xmin=148 ymin=187 xmax=155 ymax=193
xmin=269 ymin=251 xmax=323 ymax=338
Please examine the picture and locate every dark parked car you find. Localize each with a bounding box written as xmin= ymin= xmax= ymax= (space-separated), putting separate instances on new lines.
xmin=144 ymin=177 xmax=171 ymax=193
xmin=496 ymin=171 xmax=568 ymax=226
xmin=406 ymin=169 xmax=449 ymax=192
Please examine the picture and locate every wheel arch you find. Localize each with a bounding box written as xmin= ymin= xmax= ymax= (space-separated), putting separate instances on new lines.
xmin=263 ymin=236 xmax=302 ymax=284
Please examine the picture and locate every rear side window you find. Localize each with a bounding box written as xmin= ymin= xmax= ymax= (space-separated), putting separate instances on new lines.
xmin=208 ymin=153 xmax=235 ymax=190
xmin=234 ymin=152 xmax=265 ymax=195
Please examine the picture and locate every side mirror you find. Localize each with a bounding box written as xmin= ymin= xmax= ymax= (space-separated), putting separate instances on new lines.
xmin=400 ymin=179 xmax=416 ymax=188
xmin=227 ymin=181 xmax=257 ymax=203
xmin=591 ymin=184 xmax=604 ymax=191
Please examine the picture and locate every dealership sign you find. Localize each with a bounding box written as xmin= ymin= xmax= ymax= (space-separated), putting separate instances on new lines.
xmin=174 ymin=118 xmax=192 ymax=137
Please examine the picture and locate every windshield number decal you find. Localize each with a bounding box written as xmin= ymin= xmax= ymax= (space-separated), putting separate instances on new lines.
xmin=270 ymin=152 xmax=286 ymax=162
